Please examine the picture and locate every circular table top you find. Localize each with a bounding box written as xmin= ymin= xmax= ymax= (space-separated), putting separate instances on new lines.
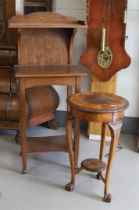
xmin=67 ymin=92 xmax=129 ymax=113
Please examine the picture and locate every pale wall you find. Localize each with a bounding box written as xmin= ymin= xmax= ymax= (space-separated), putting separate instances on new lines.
xmin=53 ymin=0 xmax=139 ymax=118
xmin=117 ymin=0 xmax=139 ymax=117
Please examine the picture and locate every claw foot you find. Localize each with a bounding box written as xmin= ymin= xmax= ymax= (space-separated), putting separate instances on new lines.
xmin=65 ymin=182 xmax=74 ymax=192
xmin=22 ymin=169 xmax=27 ymax=174
xmin=103 ymin=193 xmax=112 ymax=203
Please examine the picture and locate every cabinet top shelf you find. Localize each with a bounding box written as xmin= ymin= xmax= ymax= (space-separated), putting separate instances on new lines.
xmin=15 ymin=65 xmax=87 ymax=78
xmin=9 ymin=12 xmax=87 ymax=29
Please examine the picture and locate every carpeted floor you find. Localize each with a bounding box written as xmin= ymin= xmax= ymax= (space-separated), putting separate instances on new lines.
xmin=0 ymin=126 xmax=139 ymax=210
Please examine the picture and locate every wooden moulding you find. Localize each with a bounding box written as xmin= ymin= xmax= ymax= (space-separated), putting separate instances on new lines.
xmin=9 ymin=12 xmax=87 ymax=29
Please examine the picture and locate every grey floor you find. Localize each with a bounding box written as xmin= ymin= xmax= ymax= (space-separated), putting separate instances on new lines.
xmin=0 ymin=126 xmax=139 ymax=210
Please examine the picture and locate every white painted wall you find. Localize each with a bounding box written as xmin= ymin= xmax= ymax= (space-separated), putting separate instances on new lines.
xmin=117 ymin=1 xmax=139 ymax=117
xmin=53 ymin=0 xmax=139 ymax=118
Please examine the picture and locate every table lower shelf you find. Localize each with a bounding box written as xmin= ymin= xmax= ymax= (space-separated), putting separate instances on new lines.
xmin=81 ymin=158 xmax=106 ymax=173
xmin=26 ymin=135 xmax=68 ymax=154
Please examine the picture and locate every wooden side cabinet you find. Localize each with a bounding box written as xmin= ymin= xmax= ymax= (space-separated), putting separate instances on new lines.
xmin=0 ymin=0 xmax=54 ymax=135
xmin=9 ymin=12 xmax=87 ymax=173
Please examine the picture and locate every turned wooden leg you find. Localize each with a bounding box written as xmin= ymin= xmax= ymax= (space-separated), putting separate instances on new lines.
xmin=97 ymin=123 xmax=107 ymax=180
xmin=103 ymin=120 xmax=122 ymax=202
xmin=19 ymin=79 xmax=27 ymax=174
xmin=65 ymin=113 xmax=75 ymax=192
xmin=74 ymin=118 xmax=80 ymax=172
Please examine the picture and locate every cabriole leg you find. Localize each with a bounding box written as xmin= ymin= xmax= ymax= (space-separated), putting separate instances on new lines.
xmin=65 ymin=113 xmax=75 ymax=192
xmin=103 ymin=121 xmax=122 ymax=202
xmin=74 ymin=118 xmax=80 ymax=172
xmin=97 ymin=123 xmax=107 ymax=180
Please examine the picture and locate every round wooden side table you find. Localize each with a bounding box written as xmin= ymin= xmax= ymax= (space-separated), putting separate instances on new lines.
xmin=65 ymin=92 xmax=129 ymax=202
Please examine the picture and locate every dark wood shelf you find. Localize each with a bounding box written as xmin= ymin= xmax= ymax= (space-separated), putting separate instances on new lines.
xmin=9 ymin=12 xmax=87 ymax=29
xmin=27 ymin=135 xmax=68 ymax=154
xmin=15 ymin=64 xmax=87 ymax=89
xmin=15 ymin=65 xmax=87 ymax=78
xmin=81 ymin=158 xmax=106 ymax=173
xmin=9 ymin=22 xmax=87 ymax=29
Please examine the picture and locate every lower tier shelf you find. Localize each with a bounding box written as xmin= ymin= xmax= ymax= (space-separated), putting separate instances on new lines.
xmin=26 ymin=135 xmax=68 ymax=154
xmin=81 ymin=158 xmax=106 ymax=173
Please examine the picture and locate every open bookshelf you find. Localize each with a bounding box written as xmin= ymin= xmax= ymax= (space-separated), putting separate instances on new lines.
xmin=24 ymin=0 xmax=52 ymax=14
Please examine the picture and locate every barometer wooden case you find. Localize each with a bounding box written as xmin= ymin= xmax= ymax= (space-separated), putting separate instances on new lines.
xmin=80 ymin=0 xmax=131 ymax=81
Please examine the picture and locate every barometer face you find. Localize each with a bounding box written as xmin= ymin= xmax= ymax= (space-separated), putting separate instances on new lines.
xmin=97 ymin=47 xmax=113 ymax=69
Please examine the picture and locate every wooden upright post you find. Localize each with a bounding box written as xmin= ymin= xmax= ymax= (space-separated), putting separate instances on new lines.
xmin=88 ymin=75 xmax=117 ymax=140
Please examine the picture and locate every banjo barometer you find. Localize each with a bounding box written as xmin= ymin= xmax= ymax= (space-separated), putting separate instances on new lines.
xmin=81 ymin=0 xmax=131 ymax=81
